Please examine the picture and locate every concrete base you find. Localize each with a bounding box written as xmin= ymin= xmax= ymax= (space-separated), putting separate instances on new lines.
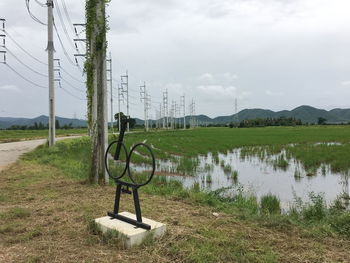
xmin=95 ymin=212 xmax=166 ymax=248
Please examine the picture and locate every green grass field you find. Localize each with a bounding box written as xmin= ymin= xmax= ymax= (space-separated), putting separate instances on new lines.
xmin=1 ymin=126 xmax=350 ymax=262
xmin=0 ymin=128 xmax=88 ymax=143
xmin=116 ymin=126 xmax=350 ymax=174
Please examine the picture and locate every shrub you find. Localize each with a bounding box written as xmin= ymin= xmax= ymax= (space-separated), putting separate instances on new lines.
xmin=329 ymin=213 xmax=350 ymax=238
xmin=302 ymin=193 xmax=327 ymax=221
xmin=260 ymin=194 xmax=281 ymax=215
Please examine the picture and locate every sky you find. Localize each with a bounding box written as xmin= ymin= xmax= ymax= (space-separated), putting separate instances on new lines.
xmin=1 ymin=0 xmax=350 ymax=119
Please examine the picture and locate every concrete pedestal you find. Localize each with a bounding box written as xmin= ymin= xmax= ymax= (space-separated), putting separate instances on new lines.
xmin=95 ymin=212 xmax=166 ymax=248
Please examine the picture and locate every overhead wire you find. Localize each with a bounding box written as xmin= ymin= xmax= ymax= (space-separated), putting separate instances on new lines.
xmin=5 ymin=63 xmax=47 ymax=89
xmin=60 ymin=77 xmax=85 ymax=93
xmin=4 ymin=29 xmax=47 ymax=66
xmin=59 ymin=85 xmax=86 ymax=101
xmin=60 ymin=65 xmax=85 ymax=83
xmin=5 ymin=47 xmax=47 ymax=77
xmin=25 ymin=0 xmax=47 ymax=26
xmin=53 ymin=20 xmax=77 ymax=67
xmin=53 ymin=0 xmax=76 ymax=50
xmin=34 ymin=0 xmax=46 ymax=7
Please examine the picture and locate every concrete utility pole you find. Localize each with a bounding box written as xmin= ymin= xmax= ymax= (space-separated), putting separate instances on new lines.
xmin=140 ymin=81 xmax=148 ymax=131
xmin=47 ymin=0 xmax=55 ymax=147
xmin=235 ymin=98 xmax=239 ymax=125
xmin=163 ymin=89 xmax=168 ymax=129
xmin=86 ymin=0 xmax=108 ymax=184
xmin=0 ymin=19 xmax=7 ymax=64
xmin=107 ymin=53 xmax=113 ymax=133
xmin=121 ymin=71 xmax=129 ymax=131
xmin=159 ymin=103 xmax=162 ymax=129
xmin=117 ymin=83 xmax=123 ymax=132
xmin=181 ymin=94 xmax=186 ymax=129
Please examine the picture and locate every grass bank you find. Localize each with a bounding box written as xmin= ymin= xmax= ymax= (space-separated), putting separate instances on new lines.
xmin=0 ymin=133 xmax=345 ymax=262
xmin=0 ymin=128 xmax=88 ymax=143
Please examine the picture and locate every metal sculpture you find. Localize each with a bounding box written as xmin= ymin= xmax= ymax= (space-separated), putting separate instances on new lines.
xmin=104 ymin=116 xmax=155 ymax=230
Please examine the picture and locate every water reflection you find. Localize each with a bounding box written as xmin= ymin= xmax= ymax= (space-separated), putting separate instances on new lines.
xmin=153 ymin=147 xmax=350 ymax=208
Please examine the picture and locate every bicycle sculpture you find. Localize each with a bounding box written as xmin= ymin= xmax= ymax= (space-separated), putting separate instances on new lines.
xmin=105 ymin=116 xmax=155 ymax=230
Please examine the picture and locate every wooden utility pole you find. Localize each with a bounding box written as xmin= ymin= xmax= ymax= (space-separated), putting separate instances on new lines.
xmin=86 ymin=0 xmax=108 ymax=184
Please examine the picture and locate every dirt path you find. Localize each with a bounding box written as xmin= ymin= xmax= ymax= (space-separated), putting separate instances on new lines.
xmin=0 ymin=136 xmax=81 ymax=172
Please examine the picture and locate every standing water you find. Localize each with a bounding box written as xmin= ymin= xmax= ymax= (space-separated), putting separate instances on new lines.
xmin=151 ymin=146 xmax=350 ymax=208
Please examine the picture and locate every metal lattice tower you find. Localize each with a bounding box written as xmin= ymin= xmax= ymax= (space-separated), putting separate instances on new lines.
xmin=121 ymin=71 xmax=129 ymax=131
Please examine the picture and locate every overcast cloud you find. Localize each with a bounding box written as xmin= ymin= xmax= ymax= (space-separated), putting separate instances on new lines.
xmin=1 ymin=0 xmax=350 ymax=119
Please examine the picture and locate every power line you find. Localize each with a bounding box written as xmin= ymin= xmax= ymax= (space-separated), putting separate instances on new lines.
xmin=53 ymin=20 xmax=77 ymax=66
xmin=59 ymin=85 xmax=86 ymax=101
xmin=5 ymin=47 xmax=47 ymax=77
xmin=34 ymin=0 xmax=46 ymax=7
xmin=25 ymin=0 xmax=47 ymax=26
xmin=60 ymin=65 xmax=85 ymax=83
xmin=3 ymin=29 xmax=47 ymax=66
xmin=4 ymin=63 xmax=47 ymax=89
xmin=53 ymin=0 xmax=76 ymax=50
xmin=61 ymin=77 xmax=85 ymax=93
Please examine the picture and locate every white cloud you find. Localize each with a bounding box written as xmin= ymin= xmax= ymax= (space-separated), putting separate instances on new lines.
xmin=340 ymin=81 xmax=350 ymax=86
xmin=198 ymin=73 xmax=214 ymax=82
xmin=0 ymin=85 xmax=20 ymax=92
xmin=265 ymin=90 xmax=284 ymax=96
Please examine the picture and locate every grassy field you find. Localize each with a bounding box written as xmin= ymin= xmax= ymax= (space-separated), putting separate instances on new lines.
xmin=0 ymin=129 xmax=88 ymax=143
xmin=113 ymin=126 xmax=350 ymax=174
xmin=1 ymin=126 xmax=350 ymax=262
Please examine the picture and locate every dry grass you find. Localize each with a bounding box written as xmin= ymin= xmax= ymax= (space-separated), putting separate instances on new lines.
xmin=0 ymin=161 xmax=349 ymax=263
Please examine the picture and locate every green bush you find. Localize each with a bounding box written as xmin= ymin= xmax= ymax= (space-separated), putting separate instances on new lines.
xmin=329 ymin=213 xmax=350 ymax=238
xmin=260 ymin=194 xmax=281 ymax=215
xmin=302 ymin=193 xmax=327 ymax=221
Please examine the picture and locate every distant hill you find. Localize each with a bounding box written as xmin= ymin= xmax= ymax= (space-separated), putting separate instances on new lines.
xmin=0 ymin=115 xmax=87 ymax=129
xmin=1 ymin=106 xmax=350 ymax=129
xmin=204 ymin=105 xmax=350 ymax=125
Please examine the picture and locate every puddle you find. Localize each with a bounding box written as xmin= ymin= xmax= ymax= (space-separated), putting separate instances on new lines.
xmin=149 ymin=147 xmax=350 ymax=209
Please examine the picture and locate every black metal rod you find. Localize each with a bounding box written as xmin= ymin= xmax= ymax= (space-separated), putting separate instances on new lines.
xmin=107 ymin=212 xmax=151 ymax=230
xmin=114 ymin=118 xmax=128 ymax=160
xmin=113 ymin=184 xmax=122 ymax=214
xmin=133 ymin=188 xmax=143 ymax=222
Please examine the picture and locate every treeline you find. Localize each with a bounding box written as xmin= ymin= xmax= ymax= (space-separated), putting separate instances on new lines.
xmin=5 ymin=120 xmax=82 ymax=130
xmin=229 ymin=117 xmax=303 ymax=128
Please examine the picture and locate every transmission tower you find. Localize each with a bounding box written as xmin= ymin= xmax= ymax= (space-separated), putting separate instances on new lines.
xmin=180 ymin=94 xmax=185 ymax=129
xmin=163 ymin=89 xmax=168 ymax=129
xmin=121 ymin=71 xmax=129 ymax=131
xmin=117 ymin=83 xmax=124 ymax=132
xmin=140 ymin=81 xmax=149 ymax=131
xmin=107 ymin=53 xmax=113 ymax=133
xmin=234 ymin=98 xmax=239 ymax=125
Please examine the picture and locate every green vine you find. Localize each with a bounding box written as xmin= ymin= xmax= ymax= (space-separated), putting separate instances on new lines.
xmin=84 ymin=0 xmax=109 ymax=130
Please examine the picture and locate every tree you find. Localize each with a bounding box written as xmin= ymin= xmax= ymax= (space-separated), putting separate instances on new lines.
xmin=318 ymin=117 xmax=327 ymax=125
xmin=85 ymin=0 xmax=108 ymax=184
xmin=55 ymin=120 xmax=60 ymax=129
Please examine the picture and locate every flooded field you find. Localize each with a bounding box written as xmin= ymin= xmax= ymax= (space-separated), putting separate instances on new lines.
xmin=140 ymin=143 xmax=350 ymax=208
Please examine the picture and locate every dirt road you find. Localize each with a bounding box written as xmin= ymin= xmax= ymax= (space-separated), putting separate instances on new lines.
xmin=0 ymin=136 xmax=81 ymax=172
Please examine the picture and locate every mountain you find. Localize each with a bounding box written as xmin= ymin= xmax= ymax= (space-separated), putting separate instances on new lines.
xmin=213 ymin=105 xmax=350 ymax=124
xmin=0 ymin=115 xmax=87 ymax=129
xmin=1 ymin=105 xmax=350 ymax=129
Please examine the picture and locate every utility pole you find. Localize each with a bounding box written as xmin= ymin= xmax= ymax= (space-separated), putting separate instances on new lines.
xmin=107 ymin=53 xmax=113 ymax=133
xmin=121 ymin=71 xmax=129 ymax=132
xmin=235 ymin=98 xmax=239 ymax=125
xmin=47 ymin=0 xmax=55 ymax=147
xmin=140 ymin=81 xmax=148 ymax=131
xmin=86 ymin=0 xmax=108 ymax=184
xmin=0 ymin=19 xmax=7 ymax=65
xmin=163 ymin=89 xmax=168 ymax=129
xmin=181 ymin=94 xmax=186 ymax=129
xmin=159 ymin=103 xmax=162 ymax=129
xmin=117 ymin=83 xmax=124 ymax=132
